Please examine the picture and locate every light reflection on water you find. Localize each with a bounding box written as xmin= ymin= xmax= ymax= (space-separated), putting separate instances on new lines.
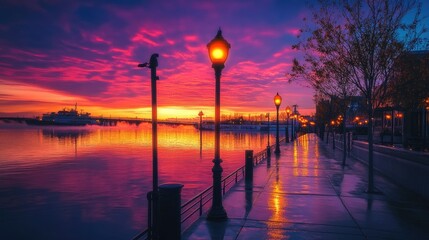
xmin=0 ymin=122 xmax=275 ymax=240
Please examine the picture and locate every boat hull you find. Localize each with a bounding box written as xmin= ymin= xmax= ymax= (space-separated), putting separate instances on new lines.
xmin=25 ymin=118 xmax=92 ymax=126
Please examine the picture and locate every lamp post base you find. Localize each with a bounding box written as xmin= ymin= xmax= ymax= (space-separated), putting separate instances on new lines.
xmin=207 ymin=205 xmax=228 ymax=221
xmin=275 ymin=142 xmax=280 ymax=155
xmin=286 ymin=129 xmax=289 ymax=143
xmin=208 ymin=157 xmax=227 ymax=222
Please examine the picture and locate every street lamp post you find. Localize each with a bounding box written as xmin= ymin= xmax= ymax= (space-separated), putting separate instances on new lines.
xmin=198 ymin=111 xmax=204 ymax=130
xmin=198 ymin=111 xmax=204 ymax=158
xmin=292 ymin=104 xmax=298 ymax=140
xmin=285 ymin=106 xmax=291 ymax=143
xmin=207 ymin=28 xmax=230 ymax=221
xmin=290 ymin=115 xmax=294 ymax=142
xmin=266 ymin=113 xmax=271 ymax=157
xmin=274 ymin=93 xmax=282 ymax=155
xmin=138 ymin=53 xmax=160 ymax=239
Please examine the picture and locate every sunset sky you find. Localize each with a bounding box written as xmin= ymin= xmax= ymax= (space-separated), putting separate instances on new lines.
xmin=1 ymin=0 xmax=428 ymax=119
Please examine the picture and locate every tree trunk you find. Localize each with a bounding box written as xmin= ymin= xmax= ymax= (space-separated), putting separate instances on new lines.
xmin=367 ymin=108 xmax=374 ymax=192
xmin=342 ymin=110 xmax=347 ymax=166
xmin=326 ymin=126 xmax=329 ymax=143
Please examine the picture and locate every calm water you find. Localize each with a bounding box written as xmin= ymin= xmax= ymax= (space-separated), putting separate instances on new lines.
xmin=0 ymin=122 xmax=275 ymax=240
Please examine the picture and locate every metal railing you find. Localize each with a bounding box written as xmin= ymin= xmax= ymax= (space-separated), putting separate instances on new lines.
xmin=132 ymin=192 xmax=152 ymax=240
xmin=181 ymin=165 xmax=245 ymax=229
xmin=132 ymin=229 xmax=149 ymax=240
xmin=254 ymin=149 xmax=268 ymax=165
xmin=132 ymin=143 xmax=277 ymax=240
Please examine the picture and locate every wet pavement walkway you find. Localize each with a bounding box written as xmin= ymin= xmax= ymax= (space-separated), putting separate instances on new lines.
xmin=182 ymin=133 xmax=429 ymax=239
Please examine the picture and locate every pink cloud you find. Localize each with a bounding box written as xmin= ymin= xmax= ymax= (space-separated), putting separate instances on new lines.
xmin=184 ymin=35 xmax=199 ymax=42
xmin=185 ymin=43 xmax=207 ymax=55
xmin=162 ymin=51 xmax=194 ymax=61
xmin=166 ymin=39 xmax=175 ymax=45
xmin=5 ymin=48 xmax=48 ymax=59
xmin=273 ymin=47 xmax=295 ymax=58
xmin=131 ymin=28 xmax=164 ymax=46
xmin=131 ymin=34 xmax=159 ymax=47
xmin=286 ymin=27 xmax=301 ymax=36
xmin=239 ymin=35 xmax=263 ymax=47
xmin=111 ymin=47 xmax=133 ymax=57
xmin=92 ymin=35 xmax=112 ymax=45
xmin=260 ymin=30 xmax=282 ymax=37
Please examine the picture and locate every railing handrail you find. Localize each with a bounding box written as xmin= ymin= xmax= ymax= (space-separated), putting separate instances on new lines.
xmin=180 ymin=165 xmax=246 ymax=225
xmin=131 ymin=229 xmax=149 ymax=240
xmin=179 ymin=145 xmax=273 ymax=231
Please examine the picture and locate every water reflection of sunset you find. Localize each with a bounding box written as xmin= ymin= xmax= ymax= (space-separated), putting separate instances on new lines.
xmin=0 ymin=123 xmax=274 ymax=238
xmin=1 ymin=124 xmax=265 ymax=161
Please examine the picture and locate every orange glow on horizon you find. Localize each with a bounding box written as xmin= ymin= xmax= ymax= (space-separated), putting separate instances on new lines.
xmin=0 ymin=80 xmax=316 ymax=119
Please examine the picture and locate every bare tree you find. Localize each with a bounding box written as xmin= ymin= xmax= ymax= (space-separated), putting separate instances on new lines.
xmin=290 ymin=1 xmax=357 ymax=166
xmin=291 ymin=0 xmax=427 ymax=192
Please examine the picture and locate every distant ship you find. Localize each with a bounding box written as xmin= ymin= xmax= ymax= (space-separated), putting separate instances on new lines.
xmin=27 ymin=103 xmax=96 ymax=126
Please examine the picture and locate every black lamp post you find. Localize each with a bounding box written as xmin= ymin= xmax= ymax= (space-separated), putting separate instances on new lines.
xmin=292 ymin=104 xmax=298 ymax=140
xmin=285 ymin=106 xmax=291 ymax=143
xmin=274 ymin=93 xmax=282 ymax=155
xmin=198 ymin=111 xmax=204 ymax=158
xmin=138 ymin=53 xmax=159 ymax=239
xmin=266 ymin=113 xmax=270 ymax=146
xmin=198 ymin=111 xmax=204 ymax=130
xmin=266 ymin=113 xmax=271 ymax=157
xmin=207 ymin=28 xmax=230 ymax=221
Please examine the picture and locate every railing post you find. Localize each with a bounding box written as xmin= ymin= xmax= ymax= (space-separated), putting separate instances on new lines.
xmin=147 ymin=191 xmax=153 ymax=240
xmin=199 ymin=195 xmax=203 ymax=216
xmin=266 ymin=146 xmax=271 ymax=166
xmin=158 ymin=184 xmax=183 ymax=240
xmin=245 ymin=150 xmax=254 ymax=184
xmin=347 ymin=132 xmax=351 ymax=154
xmin=223 ymin=181 xmax=226 ymax=195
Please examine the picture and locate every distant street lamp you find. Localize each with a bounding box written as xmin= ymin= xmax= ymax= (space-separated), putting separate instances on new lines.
xmin=266 ymin=112 xmax=271 ymax=157
xmin=274 ymin=93 xmax=282 ymax=155
xmin=198 ymin=111 xmax=204 ymax=158
xmin=198 ymin=111 xmax=204 ymax=130
xmin=138 ymin=53 xmax=159 ymax=239
xmin=207 ymin=28 xmax=230 ymax=221
xmin=292 ymin=104 xmax=298 ymax=140
xmin=285 ymin=106 xmax=291 ymax=143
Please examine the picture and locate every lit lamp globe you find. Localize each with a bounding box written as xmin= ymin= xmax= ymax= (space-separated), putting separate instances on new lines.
xmin=274 ymin=93 xmax=282 ymax=107
xmin=207 ymin=29 xmax=231 ymax=67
